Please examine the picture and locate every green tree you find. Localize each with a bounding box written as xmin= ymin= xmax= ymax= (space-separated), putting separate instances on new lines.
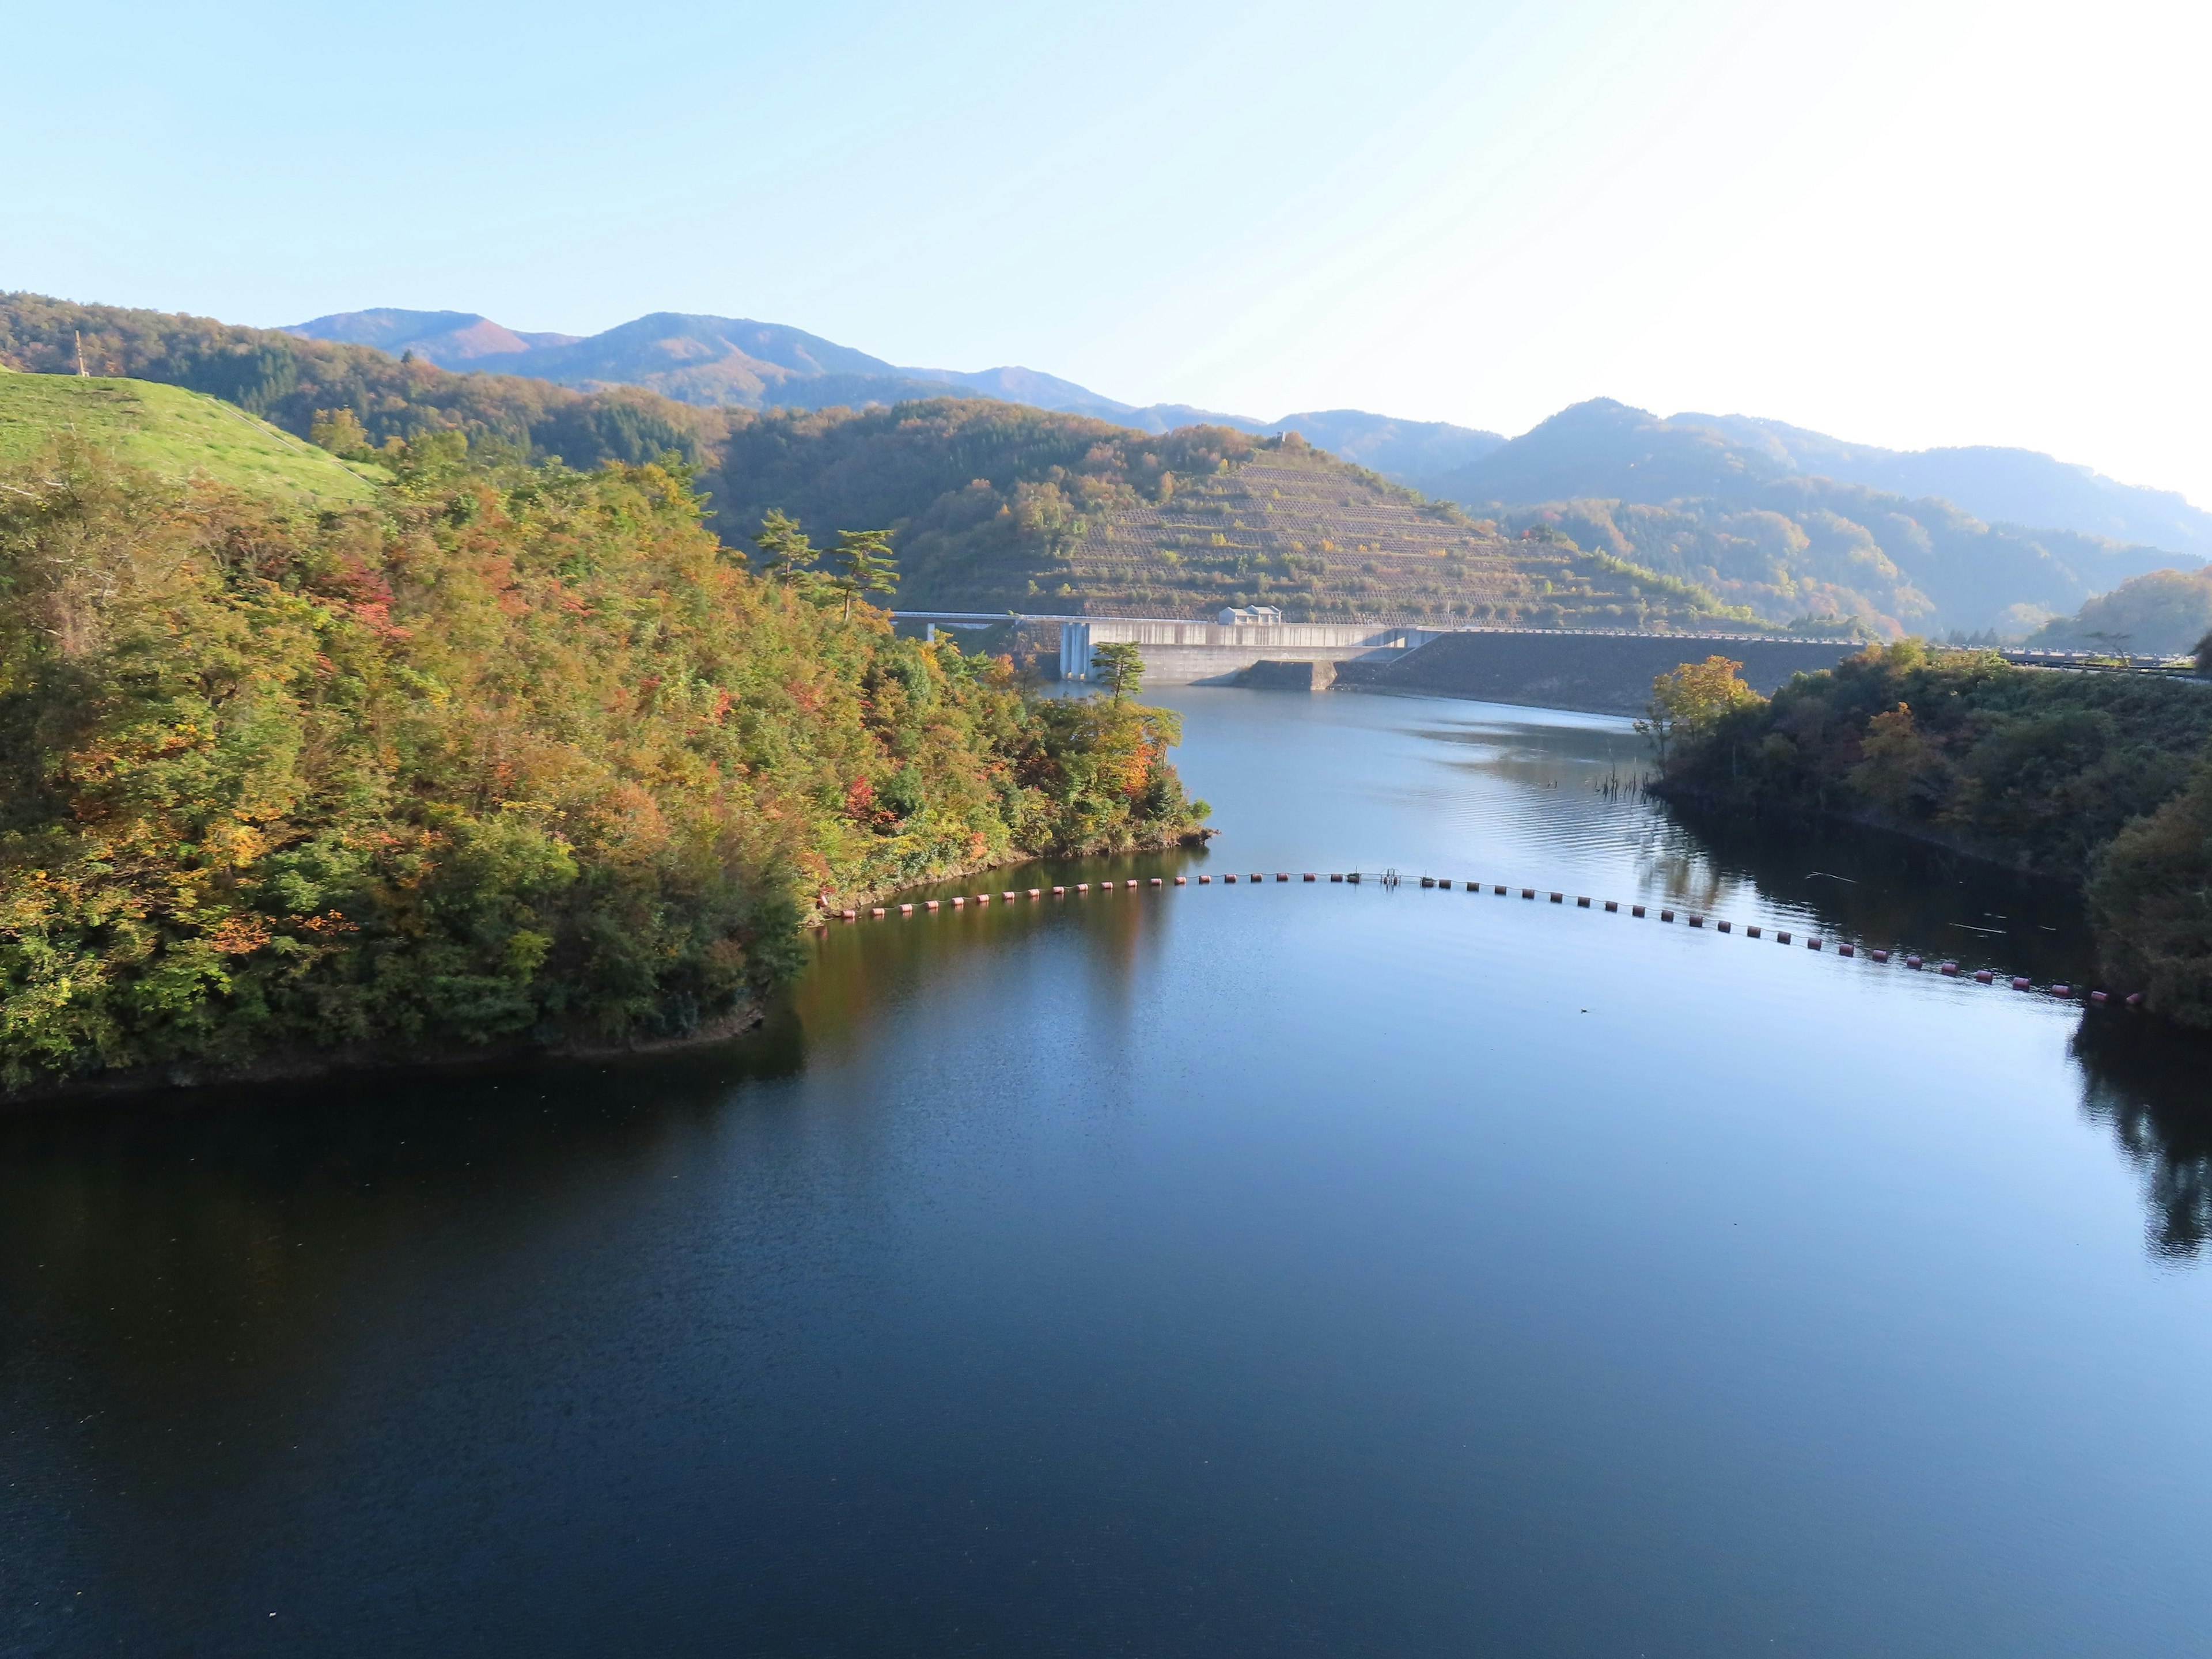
xmin=828 ymin=528 xmax=898 ymax=620
xmin=1090 ymin=640 xmax=1145 ymax=700
xmin=308 ymin=408 xmax=373 ymax=459
xmin=755 ymin=509 xmax=823 ymax=591
xmin=2196 ymin=630 xmax=2212 ymax=677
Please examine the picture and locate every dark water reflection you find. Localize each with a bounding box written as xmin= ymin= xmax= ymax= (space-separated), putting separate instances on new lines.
xmin=3 ymin=689 xmax=2210 ymax=1658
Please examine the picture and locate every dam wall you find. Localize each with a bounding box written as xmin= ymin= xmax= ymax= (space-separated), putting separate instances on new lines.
xmin=1059 ymin=619 xmax=1430 ymax=684
xmin=1344 ymin=630 xmax=1860 ymax=714
xmin=897 ymin=612 xmax=1861 ymax=712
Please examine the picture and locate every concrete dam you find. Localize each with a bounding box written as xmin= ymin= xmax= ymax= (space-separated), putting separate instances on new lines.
xmin=893 ymin=613 xmax=1863 ymax=717
xmin=1057 ymin=618 xmax=1859 ymax=715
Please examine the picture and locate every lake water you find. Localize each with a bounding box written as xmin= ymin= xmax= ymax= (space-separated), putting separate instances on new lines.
xmin=5 ymin=688 xmax=2209 ymax=1658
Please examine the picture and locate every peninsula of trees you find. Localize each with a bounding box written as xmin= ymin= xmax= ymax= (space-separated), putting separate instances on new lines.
xmin=0 ymin=431 xmax=1205 ymax=1096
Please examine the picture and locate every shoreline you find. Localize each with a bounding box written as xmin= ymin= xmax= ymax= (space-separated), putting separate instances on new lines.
xmin=0 ymin=999 xmax=774 ymax=1113
xmin=3 ymin=831 xmax=1218 ymax=1113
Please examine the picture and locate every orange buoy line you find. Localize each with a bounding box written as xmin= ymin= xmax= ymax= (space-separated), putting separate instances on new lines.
xmin=826 ymin=865 xmax=2142 ymax=1010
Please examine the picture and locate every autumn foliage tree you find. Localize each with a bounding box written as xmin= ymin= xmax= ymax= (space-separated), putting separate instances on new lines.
xmin=1635 ymin=655 xmax=1763 ymax=762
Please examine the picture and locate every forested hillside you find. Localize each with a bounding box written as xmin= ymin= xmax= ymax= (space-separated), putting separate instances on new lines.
xmin=703 ymin=402 xmax=1749 ymax=626
xmin=1439 ymin=401 xmax=2196 ymax=635
xmin=25 ymin=293 xmax=2184 ymax=636
xmin=2028 ymin=567 xmax=2212 ymax=656
xmin=0 ymin=438 xmax=1203 ymax=1094
xmin=1675 ymin=411 xmax=2212 ymax=557
xmin=1 ymin=293 xmax=716 ymax=469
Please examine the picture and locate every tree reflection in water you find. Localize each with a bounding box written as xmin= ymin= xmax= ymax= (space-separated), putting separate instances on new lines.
xmin=2073 ymin=1018 xmax=2212 ymax=1260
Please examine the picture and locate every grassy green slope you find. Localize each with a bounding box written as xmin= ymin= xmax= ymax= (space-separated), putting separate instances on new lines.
xmin=0 ymin=372 xmax=383 ymax=504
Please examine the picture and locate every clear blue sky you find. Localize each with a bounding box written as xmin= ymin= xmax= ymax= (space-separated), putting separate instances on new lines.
xmin=8 ymin=0 xmax=2206 ymax=502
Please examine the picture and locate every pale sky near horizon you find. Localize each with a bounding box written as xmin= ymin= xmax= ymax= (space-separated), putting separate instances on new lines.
xmin=7 ymin=0 xmax=2207 ymax=502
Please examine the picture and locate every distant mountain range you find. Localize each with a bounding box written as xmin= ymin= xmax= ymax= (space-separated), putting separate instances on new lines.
xmin=1435 ymin=399 xmax=2212 ymax=561
xmin=289 ymin=308 xmax=2212 ymax=573
xmin=285 ymin=308 xmax=1508 ymax=484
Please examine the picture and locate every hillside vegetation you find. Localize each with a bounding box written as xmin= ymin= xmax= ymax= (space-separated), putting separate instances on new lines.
xmin=705 ymin=402 xmax=1751 ymax=627
xmin=1441 ymin=402 xmax=2196 ymax=635
xmin=2028 ymin=567 xmax=2212 ymax=656
xmin=0 ymin=441 xmax=1203 ymax=1093
xmin=0 ymin=372 xmax=382 ymax=505
xmin=1657 ymin=643 xmax=2212 ymax=1025
xmin=1 ymin=293 xmax=717 ymax=470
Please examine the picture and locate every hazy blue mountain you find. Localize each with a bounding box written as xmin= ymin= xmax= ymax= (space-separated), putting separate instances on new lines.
xmin=895 ymin=363 xmax=1141 ymax=422
xmin=2027 ymin=567 xmax=2212 ymax=655
xmin=1262 ymin=410 xmax=1503 ymax=479
xmin=289 ymin=306 xmax=1505 ymax=484
xmin=1677 ymin=411 xmax=2212 ymax=556
xmin=1438 ymin=397 xmax=1779 ymax=503
xmin=1434 ymin=399 xmax=2198 ymax=635
xmin=287 ymin=309 xmax=579 ymax=363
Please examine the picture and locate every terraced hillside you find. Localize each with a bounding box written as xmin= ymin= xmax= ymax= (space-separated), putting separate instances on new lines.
xmin=1048 ymin=438 xmax=1750 ymax=627
xmin=0 ymin=372 xmax=384 ymax=504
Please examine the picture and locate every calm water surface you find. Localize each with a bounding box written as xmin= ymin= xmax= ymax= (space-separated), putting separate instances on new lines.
xmin=4 ymin=688 xmax=2209 ymax=1658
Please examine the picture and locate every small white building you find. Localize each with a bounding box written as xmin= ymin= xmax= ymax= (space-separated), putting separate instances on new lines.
xmin=1217 ymin=605 xmax=1285 ymax=626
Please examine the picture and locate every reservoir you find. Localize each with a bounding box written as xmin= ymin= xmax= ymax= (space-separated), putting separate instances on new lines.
xmin=3 ymin=688 xmax=2208 ymax=1657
